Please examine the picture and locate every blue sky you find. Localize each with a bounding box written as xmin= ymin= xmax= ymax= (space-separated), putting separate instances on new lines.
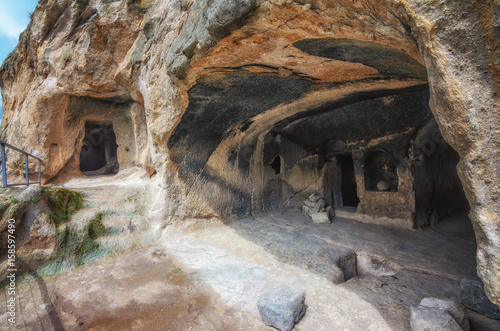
xmin=0 ymin=0 xmax=39 ymax=120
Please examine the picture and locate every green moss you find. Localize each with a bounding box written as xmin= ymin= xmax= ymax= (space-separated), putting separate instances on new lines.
xmin=51 ymin=212 xmax=113 ymax=268
xmin=42 ymin=187 xmax=84 ymax=227
xmin=87 ymin=213 xmax=110 ymax=239
xmin=57 ymin=226 xmax=99 ymax=266
xmin=0 ymin=190 xmax=117 ymax=284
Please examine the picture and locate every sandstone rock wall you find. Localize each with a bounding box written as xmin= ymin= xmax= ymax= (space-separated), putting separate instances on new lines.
xmin=0 ymin=0 xmax=499 ymax=306
xmin=401 ymin=0 xmax=500 ymax=308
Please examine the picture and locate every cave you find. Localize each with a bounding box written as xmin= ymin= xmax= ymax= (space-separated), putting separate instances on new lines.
xmin=167 ymin=38 xmax=474 ymax=231
xmin=80 ymin=121 xmax=119 ymax=176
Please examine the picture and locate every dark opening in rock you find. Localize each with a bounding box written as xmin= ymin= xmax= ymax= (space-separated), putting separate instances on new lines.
xmin=410 ymin=119 xmax=470 ymax=228
xmin=270 ymin=156 xmax=282 ymax=174
xmin=80 ymin=121 xmax=119 ymax=176
xmin=364 ymin=150 xmax=399 ymax=192
xmin=338 ymin=154 xmax=359 ymax=207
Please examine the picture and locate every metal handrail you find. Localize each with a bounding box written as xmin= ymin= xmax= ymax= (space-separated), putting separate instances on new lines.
xmin=0 ymin=139 xmax=42 ymax=188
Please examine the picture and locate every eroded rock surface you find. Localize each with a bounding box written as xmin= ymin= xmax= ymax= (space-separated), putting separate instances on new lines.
xmin=0 ymin=0 xmax=499 ymax=307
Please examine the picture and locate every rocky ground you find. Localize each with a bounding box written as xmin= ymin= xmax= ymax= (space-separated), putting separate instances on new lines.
xmin=0 ymin=173 xmax=499 ymax=330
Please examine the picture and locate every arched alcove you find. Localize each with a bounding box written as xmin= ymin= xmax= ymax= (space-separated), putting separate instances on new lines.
xmin=363 ymin=150 xmax=399 ymax=192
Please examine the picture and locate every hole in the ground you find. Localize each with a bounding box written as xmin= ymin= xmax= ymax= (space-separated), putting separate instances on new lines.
xmin=80 ymin=121 xmax=119 ymax=175
xmin=336 ymin=250 xmax=358 ymax=282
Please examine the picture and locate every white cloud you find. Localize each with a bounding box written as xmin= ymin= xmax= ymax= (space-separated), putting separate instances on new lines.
xmin=0 ymin=3 xmax=29 ymax=42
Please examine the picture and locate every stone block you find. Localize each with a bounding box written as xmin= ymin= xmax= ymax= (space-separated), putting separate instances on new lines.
xmin=410 ymin=305 xmax=462 ymax=331
xmin=312 ymin=199 xmax=325 ymax=214
xmin=311 ymin=212 xmax=331 ymax=224
xmin=420 ymin=298 xmax=469 ymax=331
xmin=257 ymin=286 xmax=306 ymax=331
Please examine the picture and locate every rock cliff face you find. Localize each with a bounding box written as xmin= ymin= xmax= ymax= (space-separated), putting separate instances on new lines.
xmin=0 ymin=0 xmax=499 ymax=307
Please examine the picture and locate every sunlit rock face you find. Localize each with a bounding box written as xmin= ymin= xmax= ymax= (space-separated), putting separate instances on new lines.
xmin=0 ymin=0 xmax=499 ymax=307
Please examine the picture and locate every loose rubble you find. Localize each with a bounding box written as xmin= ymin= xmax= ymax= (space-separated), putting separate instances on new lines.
xmin=301 ymin=194 xmax=334 ymax=224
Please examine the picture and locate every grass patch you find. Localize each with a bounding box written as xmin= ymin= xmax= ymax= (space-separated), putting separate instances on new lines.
xmin=0 ymin=189 xmax=118 ymax=286
xmin=57 ymin=225 xmax=99 ymax=266
xmin=47 ymin=212 xmax=112 ymax=270
xmin=42 ymin=187 xmax=84 ymax=227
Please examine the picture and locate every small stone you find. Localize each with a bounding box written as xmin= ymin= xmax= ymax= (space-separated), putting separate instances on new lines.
xmin=278 ymin=67 xmax=293 ymax=77
xmin=377 ymin=180 xmax=390 ymax=191
xmin=410 ymin=305 xmax=462 ymax=331
xmin=460 ymin=277 xmax=500 ymax=320
xmin=257 ymin=286 xmax=306 ymax=331
xmin=311 ymin=212 xmax=331 ymax=224
xmin=420 ymin=298 xmax=470 ymax=331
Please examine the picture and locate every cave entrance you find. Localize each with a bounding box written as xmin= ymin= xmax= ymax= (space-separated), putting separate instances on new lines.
xmin=80 ymin=121 xmax=119 ymax=176
xmin=411 ymin=120 xmax=470 ymax=228
xmin=338 ymin=154 xmax=360 ymax=208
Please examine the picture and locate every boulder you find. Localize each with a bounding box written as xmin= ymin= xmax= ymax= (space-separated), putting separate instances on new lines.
xmin=460 ymin=277 xmax=500 ymax=320
xmin=410 ymin=305 xmax=463 ymax=331
xmin=257 ymin=286 xmax=306 ymax=331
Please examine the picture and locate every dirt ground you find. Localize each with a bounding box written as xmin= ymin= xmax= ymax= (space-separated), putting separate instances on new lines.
xmin=1 ymin=246 xmax=259 ymax=331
